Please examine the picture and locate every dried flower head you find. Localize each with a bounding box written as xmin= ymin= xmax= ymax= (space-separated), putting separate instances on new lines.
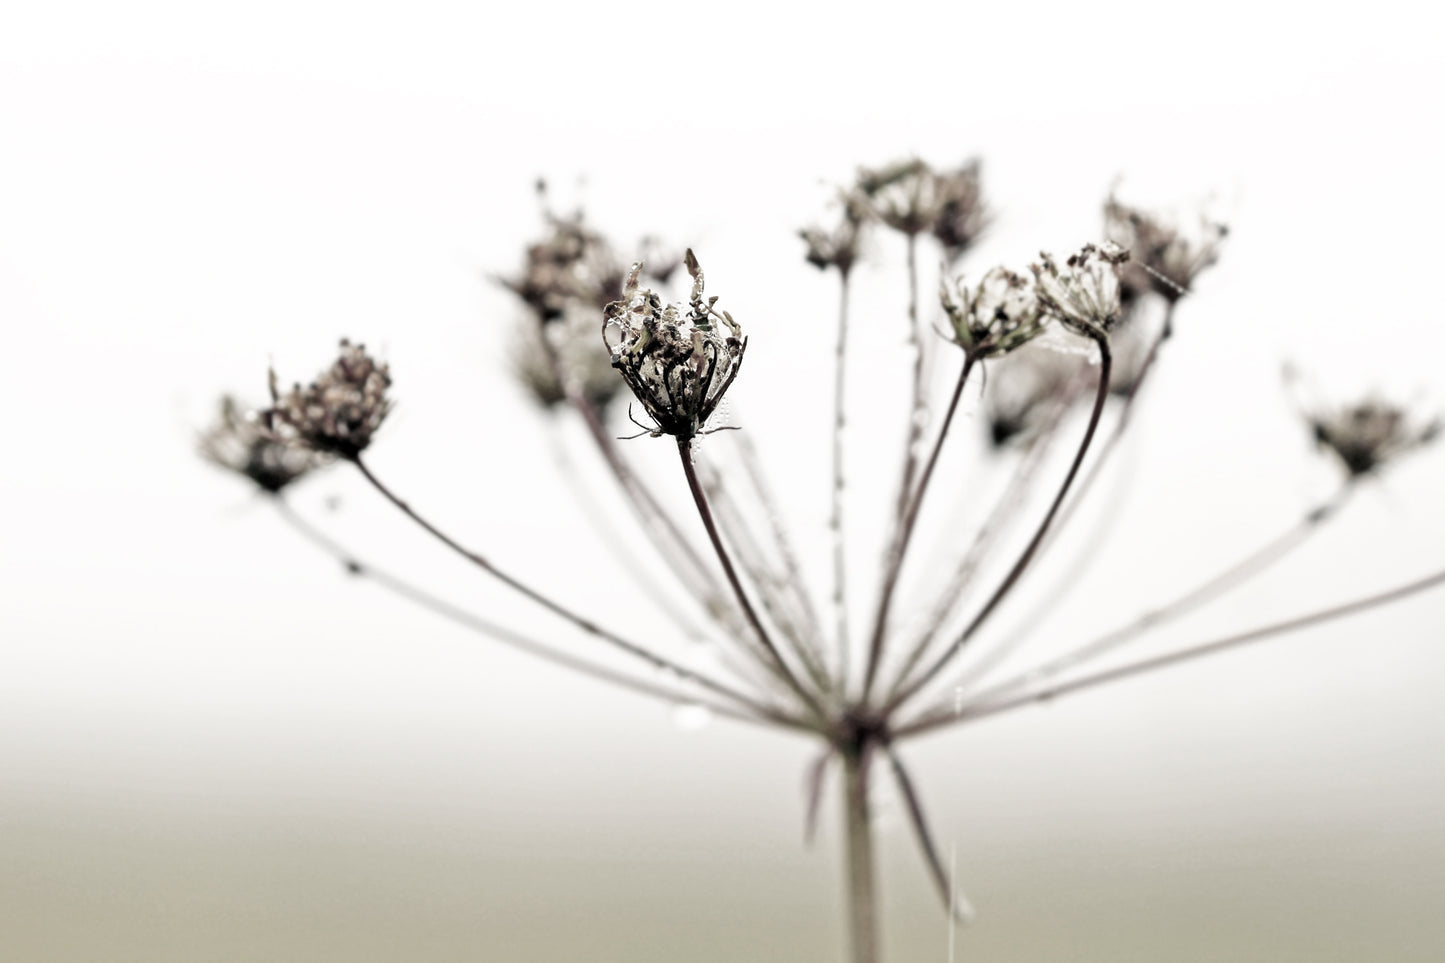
xmin=856 ymin=159 xmax=936 ymax=236
xmin=1306 ymin=395 xmax=1440 ymax=477
xmin=265 ymin=339 xmax=393 ymax=459
xmin=1104 ymin=194 xmax=1227 ymax=305
xmin=985 ymin=347 xmax=1083 ymax=448
xmin=1031 ymin=242 xmax=1131 ymax=338
xmin=511 ymin=304 xmax=623 ymax=412
xmin=199 ymin=395 xmax=325 ymax=492
xmin=800 ymin=192 xmax=869 ymax=275
xmin=501 ymin=212 xmax=627 ymax=322
xmin=602 ymin=249 xmax=746 ymax=441
xmin=930 ymin=160 xmax=989 ymax=263
xmin=500 ymin=196 xmax=681 ymax=325
xmin=857 ymin=158 xmax=989 ymax=252
xmin=940 ymin=266 xmax=1049 ymax=359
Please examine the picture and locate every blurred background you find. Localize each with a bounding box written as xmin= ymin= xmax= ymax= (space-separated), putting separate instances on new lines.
xmin=2 ymin=2 xmax=1443 ymax=960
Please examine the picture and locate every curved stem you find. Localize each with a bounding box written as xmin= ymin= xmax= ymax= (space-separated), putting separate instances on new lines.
xmin=889 ymin=410 xmax=1067 ymax=694
xmin=269 ymin=495 xmax=780 ymax=727
xmin=887 ymin=336 xmax=1113 ymax=712
xmin=677 ymin=439 xmax=826 ymax=719
xmin=1043 ymin=302 xmax=1174 ymax=547
xmin=967 ymin=483 xmax=1355 ymax=705
xmin=863 ymin=353 xmax=978 ymax=701
xmin=542 ymin=337 xmax=744 ymax=636
xmin=544 ymin=421 xmax=714 ymax=642
xmin=700 ymin=461 xmax=832 ymax=694
xmin=348 ymin=454 xmax=787 ymax=722
xmin=896 ymin=563 xmax=1445 ymax=738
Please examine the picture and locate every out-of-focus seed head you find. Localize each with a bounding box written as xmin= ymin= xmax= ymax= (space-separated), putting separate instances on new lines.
xmin=930 ymin=160 xmax=989 ymax=263
xmin=602 ymin=249 xmax=746 ymax=441
xmin=500 ymin=212 xmax=627 ymax=322
xmin=857 ymin=158 xmax=937 ymax=236
xmin=1306 ymin=395 xmax=1440 ymax=477
xmin=857 ymin=158 xmax=989 ymax=253
xmin=940 ymin=266 xmax=1048 ymax=359
xmin=985 ymin=347 xmax=1084 ymax=449
xmin=1031 ymin=242 xmax=1131 ymax=338
xmin=199 ymin=395 xmax=325 ymax=492
xmin=264 ymin=339 xmax=393 ymax=459
xmin=511 ymin=304 xmax=623 ymax=412
xmin=1105 ymin=194 xmax=1227 ymax=305
xmin=799 ymin=191 xmax=869 ymax=275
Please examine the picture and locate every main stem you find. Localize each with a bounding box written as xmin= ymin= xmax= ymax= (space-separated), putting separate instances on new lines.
xmin=843 ymin=743 xmax=880 ymax=963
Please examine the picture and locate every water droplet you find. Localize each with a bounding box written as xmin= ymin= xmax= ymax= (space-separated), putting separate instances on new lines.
xmin=953 ymin=686 xmax=965 ymax=715
xmin=672 ymin=703 xmax=712 ymax=732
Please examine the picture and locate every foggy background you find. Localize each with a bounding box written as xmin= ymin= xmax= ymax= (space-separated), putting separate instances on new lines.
xmin=2 ymin=2 xmax=1443 ymax=960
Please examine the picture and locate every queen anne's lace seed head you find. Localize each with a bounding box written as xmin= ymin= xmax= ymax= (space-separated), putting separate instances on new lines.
xmin=857 ymin=158 xmax=935 ymax=235
xmin=200 ymin=395 xmax=324 ymax=492
xmin=940 ymin=266 xmax=1048 ymax=359
xmin=602 ymin=249 xmax=746 ymax=441
xmin=1031 ymin=242 xmax=1131 ymax=338
xmin=857 ymin=158 xmax=989 ymax=252
xmin=500 ymin=205 xmax=680 ymax=325
xmin=1104 ymin=195 xmax=1227 ymax=305
xmin=800 ymin=192 xmax=869 ymax=276
xmin=264 ymin=339 xmax=393 ymax=459
xmin=930 ymin=160 xmax=989 ymax=263
xmin=502 ymin=213 xmax=627 ymax=322
xmin=1307 ymin=396 xmax=1440 ymax=477
xmin=511 ymin=303 xmax=623 ymax=412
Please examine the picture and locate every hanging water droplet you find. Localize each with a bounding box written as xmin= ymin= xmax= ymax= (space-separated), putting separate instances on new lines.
xmin=672 ymin=703 xmax=712 ymax=732
xmin=953 ymin=686 xmax=965 ymax=715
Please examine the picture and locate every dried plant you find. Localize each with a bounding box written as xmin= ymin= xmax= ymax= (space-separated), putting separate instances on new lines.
xmin=203 ymin=156 xmax=1443 ymax=963
xmin=199 ymin=394 xmax=325 ymax=492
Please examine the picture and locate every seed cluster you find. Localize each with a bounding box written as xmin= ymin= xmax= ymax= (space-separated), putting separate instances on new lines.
xmin=264 ymin=339 xmax=393 ymax=459
xmin=1309 ymin=397 xmax=1441 ymax=477
xmin=1031 ymin=242 xmax=1131 ymax=337
xmin=602 ymin=250 xmax=745 ymax=441
xmin=199 ymin=395 xmax=322 ymax=492
xmin=940 ymin=266 xmax=1048 ymax=359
